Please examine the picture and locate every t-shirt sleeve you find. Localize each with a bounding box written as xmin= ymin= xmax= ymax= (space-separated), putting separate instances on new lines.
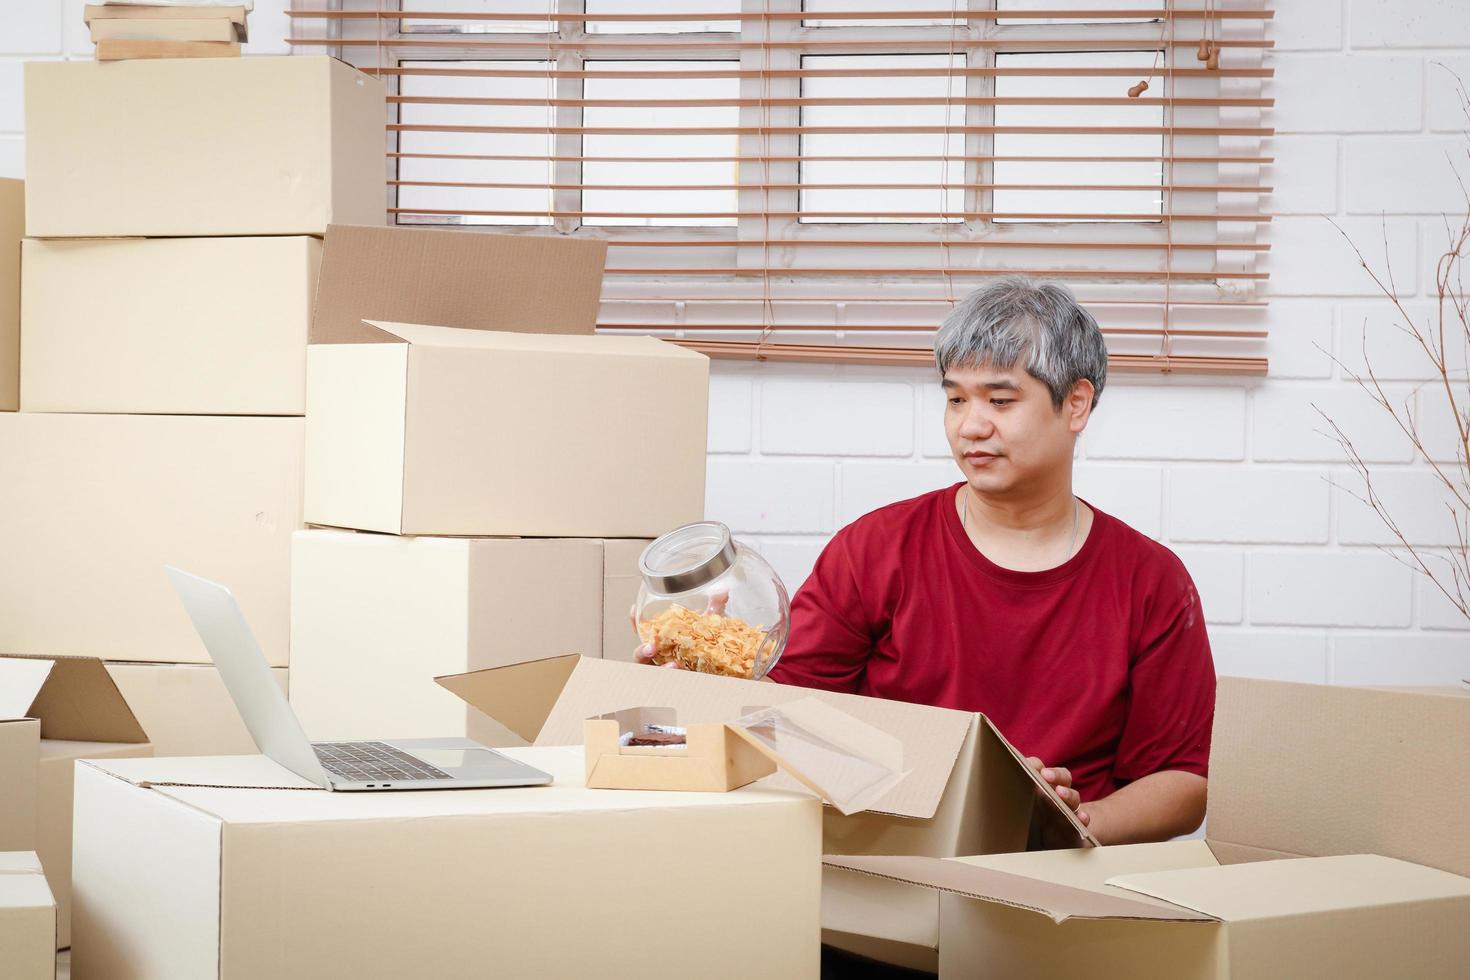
xmin=766 ymin=530 xmax=876 ymax=694
xmin=1112 ymin=556 xmax=1217 ymax=784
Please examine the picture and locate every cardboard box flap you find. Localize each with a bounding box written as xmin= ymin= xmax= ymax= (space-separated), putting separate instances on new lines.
xmin=1210 ymin=678 xmax=1470 ymax=876
xmin=729 ymin=699 xmax=907 ymax=816
xmin=438 ymin=655 xmax=972 ymax=820
xmin=0 ymin=654 xmax=148 ymax=743
xmin=823 ymin=855 xmax=1216 ymax=925
xmin=1107 ymin=854 xmax=1470 ymax=923
xmin=436 ymin=654 xmax=582 ymax=743
xmin=311 ymin=225 xmax=607 ymax=346
xmin=80 ymin=755 xmax=321 ymax=792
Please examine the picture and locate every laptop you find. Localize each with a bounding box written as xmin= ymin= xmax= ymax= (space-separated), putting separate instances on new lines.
xmin=165 ymin=565 xmax=553 ymax=792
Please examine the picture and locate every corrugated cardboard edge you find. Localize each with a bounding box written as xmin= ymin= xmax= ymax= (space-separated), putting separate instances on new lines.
xmin=0 ymin=653 xmax=149 ymax=744
xmin=822 ymin=855 xmax=1217 ymax=925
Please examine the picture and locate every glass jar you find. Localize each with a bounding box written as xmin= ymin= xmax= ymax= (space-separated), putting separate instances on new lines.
xmin=634 ymin=521 xmax=790 ymax=680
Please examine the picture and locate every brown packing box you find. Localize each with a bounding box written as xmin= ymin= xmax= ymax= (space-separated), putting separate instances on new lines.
xmin=0 ymin=655 xmax=152 ymax=949
xmin=0 ymin=414 xmax=302 ymax=665
xmin=436 ymin=654 xmax=1094 ymax=968
xmin=289 ymin=528 xmax=648 ymax=746
xmin=0 ymin=179 xmax=19 ymax=412
xmin=104 ymin=663 xmax=289 ymax=757
xmin=24 ymin=57 xmax=381 ymax=237
xmin=823 ymin=677 xmax=1470 ymax=976
xmin=827 ymin=845 xmax=1470 ymax=979
xmin=1209 ymin=678 xmax=1470 ymax=875
xmin=71 ymin=746 xmax=821 ymax=979
xmin=20 ymin=236 xmax=321 ymax=415
xmin=0 ymin=852 xmax=55 ymax=980
xmin=302 ymin=224 xmax=707 ymax=537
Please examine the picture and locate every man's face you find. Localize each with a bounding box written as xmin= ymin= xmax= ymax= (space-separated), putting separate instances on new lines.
xmin=942 ymin=361 xmax=1093 ymax=497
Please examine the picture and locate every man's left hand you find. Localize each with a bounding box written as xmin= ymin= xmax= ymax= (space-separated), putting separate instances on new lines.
xmin=1025 ymin=756 xmax=1090 ymax=828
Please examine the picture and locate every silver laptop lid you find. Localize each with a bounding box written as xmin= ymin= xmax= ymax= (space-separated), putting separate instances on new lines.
xmin=165 ymin=566 xmax=331 ymax=788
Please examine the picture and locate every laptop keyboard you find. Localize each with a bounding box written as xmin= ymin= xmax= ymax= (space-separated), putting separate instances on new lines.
xmin=312 ymin=741 xmax=454 ymax=783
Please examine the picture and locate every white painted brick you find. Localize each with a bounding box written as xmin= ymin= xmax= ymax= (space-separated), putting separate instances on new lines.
xmin=836 ymin=460 xmax=957 ymax=527
xmin=1264 ymin=301 xmax=1335 ymax=380
xmin=1252 ymin=384 xmax=1417 ymax=463
xmin=1427 ymin=57 xmax=1470 ymax=133
xmin=707 ymin=372 xmax=753 ymax=454
xmin=746 ymin=536 xmax=829 ymax=594
xmin=1083 ymin=386 xmax=1246 ymax=460
xmin=1250 ymin=550 xmax=1413 ymax=627
xmin=1176 ymin=549 xmax=1245 ymax=625
xmin=760 ymin=380 xmax=914 ymax=456
xmin=1350 ymin=0 xmax=1470 ymax=48
xmin=706 ymin=459 xmax=835 ymax=534
xmin=1269 ymin=216 xmax=1418 ymax=298
xmin=1073 ymin=464 xmax=1162 ymax=539
xmin=0 ymin=137 xmax=20 ymax=180
xmin=1337 ymin=300 xmax=1469 ymax=381
xmin=1271 ymin=0 xmax=1344 ymax=51
xmin=1335 ymin=470 xmax=1467 ymax=546
xmin=1268 ymin=136 xmax=1338 ymax=215
xmin=1345 ymin=138 xmax=1467 ymax=215
xmin=1418 ymin=570 xmax=1470 ymax=629
xmin=1331 ymin=634 xmax=1470 ymax=686
xmin=1207 ymin=629 xmax=1330 ymax=684
xmin=1271 ymin=55 xmax=1421 ymax=134
xmin=1170 ymin=467 xmax=1331 ymax=544
xmin=0 ymin=0 xmax=62 ymax=55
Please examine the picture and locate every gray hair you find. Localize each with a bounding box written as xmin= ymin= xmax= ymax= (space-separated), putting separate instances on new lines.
xmin=934 ymin=276 xmax=1108 ymax=409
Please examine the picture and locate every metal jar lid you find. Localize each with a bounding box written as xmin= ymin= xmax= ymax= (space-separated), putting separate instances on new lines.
xmin=639 ymin=521 xmax=738 ymax=595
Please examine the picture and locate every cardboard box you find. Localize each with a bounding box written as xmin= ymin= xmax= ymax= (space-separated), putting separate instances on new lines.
xmin=72 ymin=746 xmax=822 ymax=979
xmin=0 ymin=655 xmax=153 ymax=949
xmin=0 ymin=852 xmax=55 ymax=980
xmin=827 ymin=844 xmax=1470 ymax=979
xmin=436 ymin=654 xmax=1093 ymax=969
xmin=24 ymin=57 xmax=383 ymax=237
xmin=1211 ymin=678 xmax=1470 ymax=876
xmin=290 ymin=528 xmax=648 ymax=745
xmin=0 ymin=414 xmax=302 ymax=665
xmin=104 ymin=663 xmax=289 ymax=758
xmin=20 ymin=236 xmax=321 ymax=415
xmin=305 ymin=325 xmax=708 ymax=537
xmin=0 ymin=179 xmax=19 ymax=412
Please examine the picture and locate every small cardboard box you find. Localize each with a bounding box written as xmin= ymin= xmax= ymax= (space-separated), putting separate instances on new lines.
xmin=0 ymin=852 xmax=56 ymax=980
xmin=828 ymin=844 xmax=1470 ymax=979
xmin=0 ymin=414 xmax=301 ymax=665
xmin=436 ymin=654 xmax=1093 ymax=968
xmin=0 ymin=179 xmax=19 ymax=412
xmin=20 ymin=236 xmax=321 ymax=415
xmin=289 ymin=528 xmax=648 ymax=745
xmin=71 ymin=746 xmax=822 ymax=979
xmin=583 ymin=699 xmax=904 ymax=811
xmin=305 ymin=325 xmax=708 ymax=537
xmin=104 ymin=663 xmax=289 ymax=758
xmin=24 ymin=57 xmax=383 ymax=237
xmin=0 ymin=654 xmax=152 ymax=949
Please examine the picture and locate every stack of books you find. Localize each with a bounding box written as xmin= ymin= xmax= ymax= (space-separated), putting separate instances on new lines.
xmin=84 ymin=1 xmax=250 ymax=61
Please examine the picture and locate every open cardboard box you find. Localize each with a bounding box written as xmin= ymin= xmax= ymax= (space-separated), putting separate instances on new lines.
xmin=584 ymin=698 xmax=905 ymax=814
xmin=436 ymin=654 xmax=1094 ymax=967
xmin=0 ymin=654 xmax=152 ymax=948
xmin=302 ymin=224 xmax=710 ymax=538
xmin=823 ymin=676 xmax=1470 ymax=976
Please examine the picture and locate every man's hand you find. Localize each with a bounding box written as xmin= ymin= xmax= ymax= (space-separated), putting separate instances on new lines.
xmin=1025 ymin=755 xmax=1090 ymax=829
xmin=630 ymin=594 xmax=729 ymax=668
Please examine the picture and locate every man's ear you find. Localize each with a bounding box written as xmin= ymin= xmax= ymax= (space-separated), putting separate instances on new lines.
xmin=1065 ymin=379 xmax=1095 ymax=434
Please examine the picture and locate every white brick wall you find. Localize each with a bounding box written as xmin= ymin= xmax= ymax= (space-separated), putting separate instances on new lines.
xmin=2 ymin=0 xmax=1466 ymax=687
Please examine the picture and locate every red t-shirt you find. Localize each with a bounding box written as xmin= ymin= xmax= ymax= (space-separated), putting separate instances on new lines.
xmin=767 ymin=484 xmax=1215 ymax=803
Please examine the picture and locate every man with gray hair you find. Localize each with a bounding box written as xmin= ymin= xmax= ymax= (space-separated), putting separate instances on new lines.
xmin=764 ymin=276 xmax=1213 ymax=847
